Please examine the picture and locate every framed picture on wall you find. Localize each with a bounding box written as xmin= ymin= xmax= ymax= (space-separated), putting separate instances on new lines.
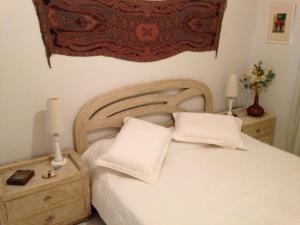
xmin=265 ymin=3 xmax=296 ymax=44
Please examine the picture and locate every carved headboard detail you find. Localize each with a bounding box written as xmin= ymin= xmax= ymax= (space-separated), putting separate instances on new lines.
xmin=74 ymin=79 xmax=213 ymax=154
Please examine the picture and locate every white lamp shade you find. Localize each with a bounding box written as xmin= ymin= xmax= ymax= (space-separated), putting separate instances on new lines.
xmin=46 ymin=98 xmax=64 ymax=134
xmin=225 ymin=74 xmax=239 ymax=98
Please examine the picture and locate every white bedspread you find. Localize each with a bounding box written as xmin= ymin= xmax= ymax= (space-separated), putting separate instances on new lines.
xmin=85 ymin=135 xmax=300 ymax=225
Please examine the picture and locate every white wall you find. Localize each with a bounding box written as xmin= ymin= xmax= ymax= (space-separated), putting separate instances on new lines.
xmin=0 ymin=0 xmax=258 ymax=164
xmin=250 ymin=0 xmax=300 ymax=150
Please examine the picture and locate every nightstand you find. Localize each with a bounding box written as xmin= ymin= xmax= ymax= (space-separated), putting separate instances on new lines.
xmin=232 ymin=108 xmax=276 ymax=145
xmin=0 ymin=151 xmax=91 ymax=225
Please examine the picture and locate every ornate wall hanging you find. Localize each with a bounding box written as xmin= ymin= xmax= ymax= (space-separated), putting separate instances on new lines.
xmin=33 ymin=0 xmax=227 ymax=67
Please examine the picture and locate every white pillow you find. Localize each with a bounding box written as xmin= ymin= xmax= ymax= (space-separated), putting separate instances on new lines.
xmin=81 ymin=138 xmax=114 ymax=174
xmin=96 ymin=117 xmax=173 ymax=184
xmin=172 ymin=112 xmax=247 ymax=150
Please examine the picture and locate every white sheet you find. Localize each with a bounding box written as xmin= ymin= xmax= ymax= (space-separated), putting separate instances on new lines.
xmin=83 ymin=135 xmax=300 ymax=225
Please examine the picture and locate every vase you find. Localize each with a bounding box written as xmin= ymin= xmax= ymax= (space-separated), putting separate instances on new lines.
xmin=247 ymin=91 xmax=264 ymax=117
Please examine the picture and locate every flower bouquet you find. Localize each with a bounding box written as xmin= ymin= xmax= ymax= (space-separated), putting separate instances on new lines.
xmin=241 ymin=61 xmax=276 ymax=117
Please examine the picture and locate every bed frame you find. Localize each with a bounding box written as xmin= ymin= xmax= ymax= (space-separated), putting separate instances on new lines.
xmin=74 ymin=79 xmax=213 ymax=154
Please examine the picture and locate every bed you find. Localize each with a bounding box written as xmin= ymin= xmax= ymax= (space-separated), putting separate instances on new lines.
xmin=74 ymin=79 xmax=300 ymax=225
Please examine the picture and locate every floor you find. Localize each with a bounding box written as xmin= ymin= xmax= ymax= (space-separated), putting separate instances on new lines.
xmin=77 ymin=212 xmax=106 ymax=225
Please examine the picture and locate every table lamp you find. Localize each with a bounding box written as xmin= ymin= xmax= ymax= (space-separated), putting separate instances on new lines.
xmin=225 ymin=74 xmax=239 ymax=115
xmin=46 ymin=98 xmax=66 ymax=169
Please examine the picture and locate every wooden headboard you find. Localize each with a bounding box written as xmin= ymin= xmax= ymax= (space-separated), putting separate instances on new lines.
xmin=74 ymin=79 xmax=213 ymax=154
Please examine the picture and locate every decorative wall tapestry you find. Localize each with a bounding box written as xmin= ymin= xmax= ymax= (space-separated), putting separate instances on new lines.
xmin=32 ymin=0 xmax=227 ymax=67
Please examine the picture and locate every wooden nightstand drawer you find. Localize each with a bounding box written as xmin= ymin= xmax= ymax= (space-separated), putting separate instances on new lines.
xmin=9 ymin=198 xmax=86 ymax=225
xmin=221 ymin=108 xmax=276 ymax=145
xmin=5 ymin=179 xmax=83 ymax=219
xmin=258 ymin=134 xmax=274 ymax=145
xmin=0 ymin=151 xmax=91 ymax=225
xmin=242 ymin=119 xmax=275 ymax=138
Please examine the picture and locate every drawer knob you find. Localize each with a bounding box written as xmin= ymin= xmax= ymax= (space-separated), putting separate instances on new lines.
xmin=44 ymin=195 xmax=53 ymax=202
xmin=45 ymin=215 xmax=55 ymax=224
xmin=256 ymin=128 xmax=261 ymax=133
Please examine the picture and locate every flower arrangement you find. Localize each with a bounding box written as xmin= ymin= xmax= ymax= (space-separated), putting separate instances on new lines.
xmin=241 ymin=61 xmax=276 ymax=117
xmin=240 ymin=60 xmax=276 ymax=93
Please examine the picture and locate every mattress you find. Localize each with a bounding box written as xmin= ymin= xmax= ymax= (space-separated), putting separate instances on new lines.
xmin=83 ymin=135 xmax=300 ymax=225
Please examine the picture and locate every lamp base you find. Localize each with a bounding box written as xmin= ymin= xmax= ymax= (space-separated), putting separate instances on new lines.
xmin=51 ymin=157 xmax=67 ymax=170
xmin=227 ymin=97 xmax=234 ymax=116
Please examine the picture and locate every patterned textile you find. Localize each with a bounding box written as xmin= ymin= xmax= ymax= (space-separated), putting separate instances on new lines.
xmin=32 ymin=0 xmax=227 ymax=67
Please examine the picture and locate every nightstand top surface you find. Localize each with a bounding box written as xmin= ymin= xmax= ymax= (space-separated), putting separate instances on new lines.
xmin=232 ymin=108 xmax=275 ymax=126
xmin=0 ymin=151 xmax=87 ymax=201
